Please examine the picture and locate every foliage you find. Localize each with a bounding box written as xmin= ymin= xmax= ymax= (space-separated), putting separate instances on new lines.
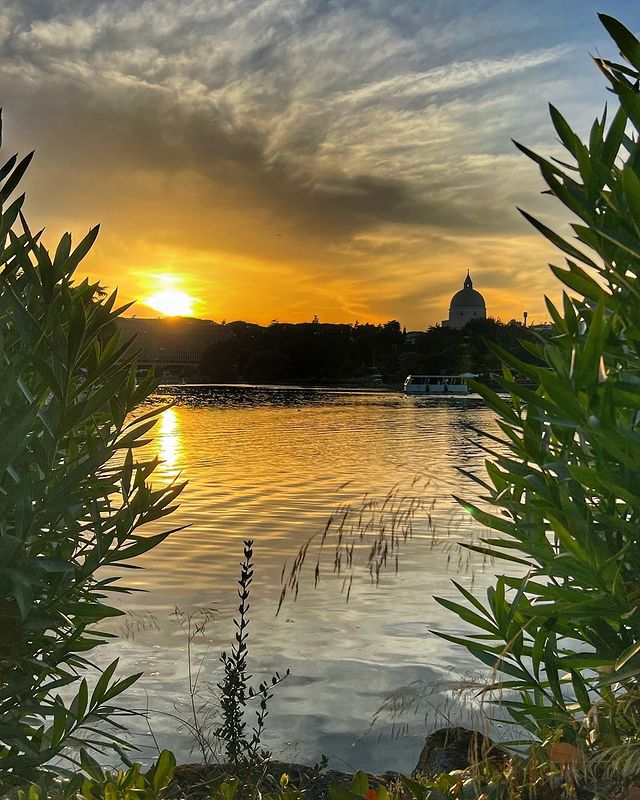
xmin=199 ymin=319 xmax=404 ymax=383
xmin=11 ymin=750 xmax=176 ymax=800
xmin=433 ymin=13 xmax=640 ymax=755
xmin=327 ymin=771 xmax=392 ymax=800
xmin=197 ymin=318 xmax=534 ymax=385
xmin=74 ymin=748 xmax=176 ymax=800
xmin=0 ymin=114 xmax=184 ymax=788
xmin=74 ymin=748 xmax=175 ymax=800
xmin=215 ymin=540 xmax=289 ymax=771
xmin=397 ymin=758 xmax=606 ymax=800
xmin=174 ymin=756 xmax=329 ymax=800
xmin=211 ymin=774 xmax=305 ymax=800
xmin=169 ymin=542 xmax=289 ymax=769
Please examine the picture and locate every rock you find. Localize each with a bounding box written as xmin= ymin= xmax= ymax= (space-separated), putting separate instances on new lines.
xmin=413 ymin=727 xmax=506 ymax=778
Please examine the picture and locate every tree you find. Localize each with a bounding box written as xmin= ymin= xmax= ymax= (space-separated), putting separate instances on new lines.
xmin=0 ymin=115 xmax=184 ymax=787
xmin=437 ymin=14 xmax=640 ymax=755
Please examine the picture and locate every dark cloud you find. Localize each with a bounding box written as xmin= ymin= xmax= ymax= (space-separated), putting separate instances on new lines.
xmin=1 ymin=61 xmax=534 ymax=248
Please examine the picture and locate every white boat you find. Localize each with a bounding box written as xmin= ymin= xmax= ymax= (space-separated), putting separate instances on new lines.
xmin=403 ymin=374 xmax=472 ymax=395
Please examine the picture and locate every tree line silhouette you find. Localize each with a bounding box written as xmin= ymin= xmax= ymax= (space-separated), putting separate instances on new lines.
xmin=198 ymin=317 xmax=539 ymax=385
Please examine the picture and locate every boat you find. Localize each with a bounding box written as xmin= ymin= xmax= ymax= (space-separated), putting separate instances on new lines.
xmin=403 ymin=374 xmax=472 ymax=395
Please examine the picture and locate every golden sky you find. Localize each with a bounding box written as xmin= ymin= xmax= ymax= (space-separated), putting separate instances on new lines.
xmin=0 ymin=0 xmax=636 ymax=329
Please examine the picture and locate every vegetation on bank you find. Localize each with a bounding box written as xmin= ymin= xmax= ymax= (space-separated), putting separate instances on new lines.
xmin=3 ymin=9 xmax=640 ymax=800
xmin=197 ymin=317 xmax=536 ymax=385
xmin=0 ymin=116 xmax=184 ymax=789
xmin=429 ymin=11 xmax=640 ymax=798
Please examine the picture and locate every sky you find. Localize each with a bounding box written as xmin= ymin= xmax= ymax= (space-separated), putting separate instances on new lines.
xmin=0 ymin=0 xmax=638 ymax=329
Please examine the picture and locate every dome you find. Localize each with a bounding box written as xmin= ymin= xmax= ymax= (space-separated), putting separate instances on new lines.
xmin=449 ymin=271 xmax=485 ymax=311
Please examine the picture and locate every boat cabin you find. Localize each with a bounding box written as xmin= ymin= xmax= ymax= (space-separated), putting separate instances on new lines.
xmin=404 ymin=375 xmax=470 ymax=395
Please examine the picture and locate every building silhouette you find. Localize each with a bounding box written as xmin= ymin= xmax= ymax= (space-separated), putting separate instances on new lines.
xmin=443 ymin=271 xmax=486 ymax=329
xmin=117 ymin=317 xmax=221 ymax=368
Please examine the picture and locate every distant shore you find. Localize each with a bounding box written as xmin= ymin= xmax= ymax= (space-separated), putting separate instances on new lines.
xmin=155 ymin=378 xmax=405 ymax=392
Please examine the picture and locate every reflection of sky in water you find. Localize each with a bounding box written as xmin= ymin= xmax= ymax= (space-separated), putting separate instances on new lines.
xmin=104 ymin=388 xmax=507 ymax=773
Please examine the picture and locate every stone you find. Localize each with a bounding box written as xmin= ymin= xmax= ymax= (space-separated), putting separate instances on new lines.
xmin=413 ymin=726 xmax=505 ymax=778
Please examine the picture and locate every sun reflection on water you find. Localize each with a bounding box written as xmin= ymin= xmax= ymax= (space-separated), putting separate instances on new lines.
xmin=157 ymin=407 xmax=181 ymax=471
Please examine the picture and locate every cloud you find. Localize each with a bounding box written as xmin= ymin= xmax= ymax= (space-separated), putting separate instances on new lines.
xmin=19 ymin=16 xmax=96 ymax=50
xmin=0 ymin=0 xmax=627 ymax=327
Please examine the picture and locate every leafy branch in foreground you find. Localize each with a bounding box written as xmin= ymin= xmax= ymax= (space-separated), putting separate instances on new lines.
xmin=217 ymin=540 xmax=290 ymax=771
xmin=433 ymin=13 xmax=640 ymax=753
xmin=0 ymin=112 xmax=185 ymax=788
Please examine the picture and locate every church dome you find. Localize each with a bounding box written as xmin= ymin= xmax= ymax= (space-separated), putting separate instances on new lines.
xmin=449 ymin=271 xmax=486 ymax=311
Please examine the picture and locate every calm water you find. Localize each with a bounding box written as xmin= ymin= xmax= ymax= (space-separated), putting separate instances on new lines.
xmin=105 ymin=386 xmax=503 ymax=774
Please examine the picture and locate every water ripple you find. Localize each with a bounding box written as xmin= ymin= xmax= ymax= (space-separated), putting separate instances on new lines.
xmin=109 ymin=386 xmax=502 ymax=773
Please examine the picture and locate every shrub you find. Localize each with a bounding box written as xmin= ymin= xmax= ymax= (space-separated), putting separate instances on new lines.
xmin=435 ymin=14 xmax=640 ymax=752
xmin=0 ymin=113 xmax=184 ymax=788
xmin=216 ymin=540 xmax=289 ymax=771
xmin=172 ymin=540 xmax=290 ymax=770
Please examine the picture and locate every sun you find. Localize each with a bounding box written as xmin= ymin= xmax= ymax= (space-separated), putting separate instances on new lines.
xmin=145 ymin=288 xmax=196 ymax=317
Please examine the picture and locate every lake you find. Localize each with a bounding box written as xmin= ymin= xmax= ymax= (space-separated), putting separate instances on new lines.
xmin=106 ymin=385 xmax=504 ymax=775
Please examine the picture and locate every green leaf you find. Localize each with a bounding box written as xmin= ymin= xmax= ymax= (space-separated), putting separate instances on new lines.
xmin=66 ymin=224 xmax=100 ymax=272
xmin=452 ymin=496 xmax=516 ymax=536
xmin=150 ymin=748 xmax=176 ymax=794
xmin=467 ymin=377 xmax=519 ymax=423
xmin=329 ymin=788 xmax=361 ymax=800
xmin=614 ymin=641 xmax=640 ymax=672
xmin=104 ymin=784 xmax=118 ymax=800
xmin=65 ymin=602 xmax=124 ymax=620
xmin=105 ymin=530 xmax=175 ymax=563
xmin=434 ymin=596 xmax=498 ymax=634
xmin=350 ymin=771 xmax=369 ymax=797
xmin=398 ymin=776 xmax=431 ymax=800
xmin=599 ymin=14 xmax=640 ymax=70
xmin=549 ymin=104 xmax=585 ymax=161
xmin=0 ymin=151 xmax=34 ymax=203
xmin=91 ymin=659 xmax=120 ymax=708
xmin=0 ymin=152 xmax=18 ymax=183
xmin=601 ymin=102 xmax=627 ymax=167
xmin=219 ymin=779 xmax=240 ymax=800
xmin=574 ymin=301 xmax=607 ymax=387
xmin=518 ymin=209 xmax=599 ymax=269
xmin=549 ymin=262 xmax=607 ymax=304
xmin=102 ymin=672 xmax=142 ymax=703
xmin=571 ymin=670 xmax=593 ymax=714
xmin=80 ymin=747 xmax=106 ymax=782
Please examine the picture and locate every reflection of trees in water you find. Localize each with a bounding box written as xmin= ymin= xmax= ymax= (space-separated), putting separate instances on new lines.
xmin=154 ymin=384 xmax=493 ymax=410
xmin=155 ymin=384 xmax=403 ymax=408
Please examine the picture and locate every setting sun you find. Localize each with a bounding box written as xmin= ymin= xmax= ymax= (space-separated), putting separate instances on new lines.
xmin=145 ymin=288 xmax=196 ymax=317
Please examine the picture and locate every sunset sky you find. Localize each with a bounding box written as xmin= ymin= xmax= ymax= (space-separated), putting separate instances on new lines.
xmin=1 ymin=0 xmax=638 ymax=329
